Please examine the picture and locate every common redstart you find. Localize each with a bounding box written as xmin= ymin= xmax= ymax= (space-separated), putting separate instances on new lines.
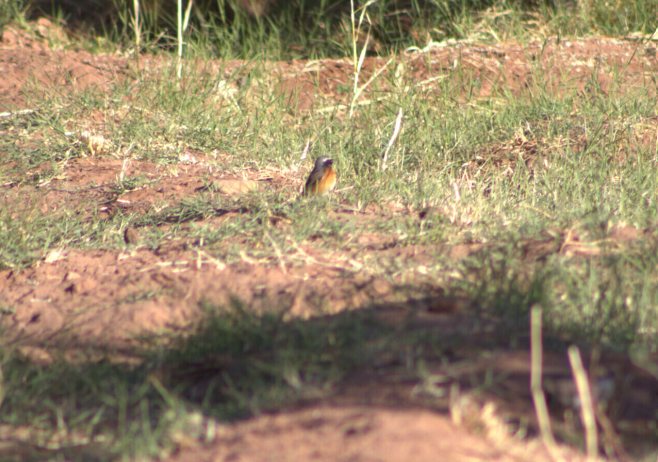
xmin=303 ymin=156 xmax=337 ymax=196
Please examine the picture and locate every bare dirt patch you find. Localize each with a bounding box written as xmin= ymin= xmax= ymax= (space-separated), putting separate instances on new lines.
xmin=0 ymin=241 xmax=464 ymax=349
xmin=0 ymin=19 xmax=130 ymax=110
xmin=166 ymin=405 xmax=590 ymax=462
xmin=271 ymin=37 xmax=658 ymax=115
xmin=3 ymin=20 xmax=658 ymax=112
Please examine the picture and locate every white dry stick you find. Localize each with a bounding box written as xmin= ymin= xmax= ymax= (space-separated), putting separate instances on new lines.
xmin=568 ymin=345 xmax=599 ymax=460
xmin=123 ymin=140 xmax=136 ymax=161
xmin=381 ymin=108 xmax=403 ymax=171
xmin=0 ymin=109 xmax=36 ymax=118
xmin=300 ymin=139 xmax=311 ymax=161
xmin=183 ymin=0 xmax=193 ymax=32
xmin=119 ymin=158 xmax=131 ymax=182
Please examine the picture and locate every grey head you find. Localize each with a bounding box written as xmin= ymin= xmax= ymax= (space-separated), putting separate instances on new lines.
xmin=314 ymin=156 xmax=333 ymax=170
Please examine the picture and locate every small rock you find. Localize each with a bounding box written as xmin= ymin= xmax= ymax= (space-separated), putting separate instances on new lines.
xmin=65 ymin=271 xmax=81 ymax=281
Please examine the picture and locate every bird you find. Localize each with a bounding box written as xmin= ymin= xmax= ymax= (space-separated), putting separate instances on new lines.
xmin=303 ymin=155 xmax=337 ymax=197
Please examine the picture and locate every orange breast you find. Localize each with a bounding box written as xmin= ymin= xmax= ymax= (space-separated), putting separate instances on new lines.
xmin=317 ymin=167 xmax=337 ymax=194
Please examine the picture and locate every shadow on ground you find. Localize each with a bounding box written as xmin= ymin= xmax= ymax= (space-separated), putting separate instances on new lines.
xmin=1 ymin=285 xmax=656 ymax=462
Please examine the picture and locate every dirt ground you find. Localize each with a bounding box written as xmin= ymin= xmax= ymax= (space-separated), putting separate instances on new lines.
xmin=1 ymin=18 xmax=658 ymax=462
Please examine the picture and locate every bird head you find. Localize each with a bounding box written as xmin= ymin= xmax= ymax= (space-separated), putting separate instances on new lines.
xmin=315 ymin=156 xmax=333 ymax=169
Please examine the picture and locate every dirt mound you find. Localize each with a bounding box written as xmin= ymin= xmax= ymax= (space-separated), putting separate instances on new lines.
xmin=165 ymin=405 xmax=594 ymax=462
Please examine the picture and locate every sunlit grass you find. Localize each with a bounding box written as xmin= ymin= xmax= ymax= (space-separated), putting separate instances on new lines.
xmin=0 ymin=2 xmax=657 ymax=460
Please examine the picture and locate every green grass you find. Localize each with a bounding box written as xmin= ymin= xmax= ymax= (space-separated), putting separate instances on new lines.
xmin=1 ymin=2 xmax=658 ymax=460
xmin=2 ymin=46 xmax=657 ymax=337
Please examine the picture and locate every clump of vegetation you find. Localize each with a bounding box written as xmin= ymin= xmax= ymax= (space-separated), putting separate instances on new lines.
xmin=4 ymin=0 xmax=656 ymax=58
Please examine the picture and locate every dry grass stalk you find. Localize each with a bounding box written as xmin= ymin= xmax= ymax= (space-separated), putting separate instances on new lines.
xmin=381 ymin=108 xmax=403 ymax=171
xmin=530 ymin=306 xmax=565 ymax=462
xmin=568 ymin=345 xmax=599 ymax=459
xmin=132 ymin=0 xmax=141 ymax=47
xmin=177 ymin=0 xmax=194 ymax=79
